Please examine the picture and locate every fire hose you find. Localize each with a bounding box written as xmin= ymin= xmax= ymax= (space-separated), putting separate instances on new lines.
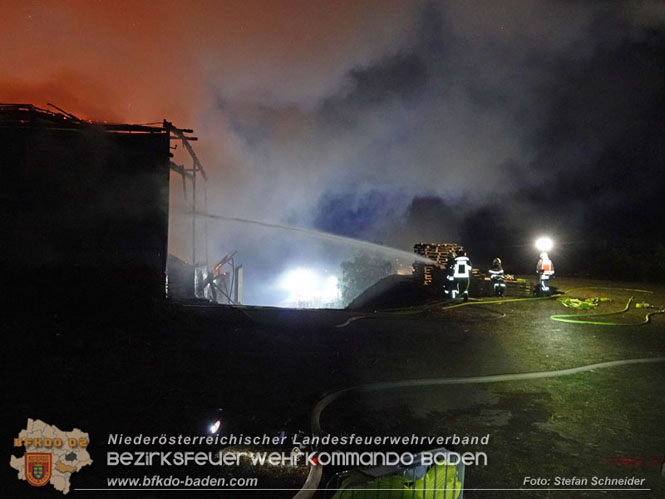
xmin=549 ymin=287 xmax=664 ymax=326
xmin=302 ymin=286 xmax=664 ymax=498
xmin=294 ymin=357 xmax=665 ymax=499
xmin=335 ymin=287 xmax=664 ymax=328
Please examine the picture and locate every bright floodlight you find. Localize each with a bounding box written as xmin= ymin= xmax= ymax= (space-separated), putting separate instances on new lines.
xmin=280 ymin=268 xmax=341 ymax=307
xmin=209 ymin=420 xmax=221 ymax=434
xmin=535 ymin=237 xmax=553 ymax=252
xmin=282 ymin=269 xmax=318 ymax=300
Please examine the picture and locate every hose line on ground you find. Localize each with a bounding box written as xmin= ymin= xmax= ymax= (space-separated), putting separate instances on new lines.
xmin=440 ymin=287 xmax=662 ymax=324
xmin=551 ymin=287 xmax=663 ymax=326
xmin=305 ymin=286 xmax=663 ymax=497
xmin=549 ymin=296 xmax=663 ymax=325
xmin=335 ymin=295 xmax=554 ymax=328
xmin=294 ymin=356 xmax=665 ymax=499
xmin=440 ymin=286 xmax=663 ymax=326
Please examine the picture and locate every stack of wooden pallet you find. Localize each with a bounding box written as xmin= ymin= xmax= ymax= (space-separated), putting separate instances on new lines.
xmin=413 ymin=242 xmax=460 ymax=286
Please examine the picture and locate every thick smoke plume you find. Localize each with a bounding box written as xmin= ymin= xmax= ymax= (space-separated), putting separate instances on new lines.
xmin=3 ymin=1 xmax=664 ymax=303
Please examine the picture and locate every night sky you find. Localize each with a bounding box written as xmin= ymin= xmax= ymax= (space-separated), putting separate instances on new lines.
xmin=2 ymin=0 xmax=664 ymax=304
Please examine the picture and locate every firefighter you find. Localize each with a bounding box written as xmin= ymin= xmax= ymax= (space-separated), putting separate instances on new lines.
xmin=536 ymin=251 xmax=555 ymax=295
xmin=452 ymin=249 xmax=471 ymax=301
xmin=489 ymin=257 xmax=506 ymax=297
xmin=443 ymin=251 xmax=456 ymax=297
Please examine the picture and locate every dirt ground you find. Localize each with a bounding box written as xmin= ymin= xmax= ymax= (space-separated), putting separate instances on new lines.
xmin=3 ymin=277 xmax=664 ymax=498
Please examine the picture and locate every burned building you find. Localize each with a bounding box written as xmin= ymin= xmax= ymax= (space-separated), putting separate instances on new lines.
xmin=0 ymin=104 xmax=182 ymax=306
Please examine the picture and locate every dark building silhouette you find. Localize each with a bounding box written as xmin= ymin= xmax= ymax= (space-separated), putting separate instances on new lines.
xmin=1 ymin=104 xmax=171 ymax=307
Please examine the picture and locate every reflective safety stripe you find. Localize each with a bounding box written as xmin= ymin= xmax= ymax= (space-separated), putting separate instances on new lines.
xmin=489 ymin=268 xmax=504 ymax=281
xmin=454 ymin=257 xmax=471 ymax=278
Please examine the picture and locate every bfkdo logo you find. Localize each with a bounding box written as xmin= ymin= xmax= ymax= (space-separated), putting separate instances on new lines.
xmin=26 ymin=453 xmax=52 ymax=487
xmin=10 ymin=419 xmax=93 ymax=495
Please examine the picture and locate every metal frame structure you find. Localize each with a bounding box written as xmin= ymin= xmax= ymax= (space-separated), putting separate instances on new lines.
xmin=164 ymin=120 xmax=208 ymax=269
xmin=0 ymin=103 xmax=246 ymax=302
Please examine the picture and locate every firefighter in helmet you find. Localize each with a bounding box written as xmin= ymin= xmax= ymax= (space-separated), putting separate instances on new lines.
xmin=452 ymin=248 xmax=471 ymax=301
xmin=443 ymin=251 xmax=456 ymax=297
xmin=536 ymin=251 xmax=555 ymax=295
xmin=489 ymin=257 xmax=506 ymax=297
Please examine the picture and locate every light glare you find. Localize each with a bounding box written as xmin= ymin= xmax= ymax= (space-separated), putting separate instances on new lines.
xmin=282 ymin=269 xmax=318 ymax=299
xmin=535 ymin=237 xmax=553 ymax=252
xmin=280 ymin=268 xmax=340 ymax=307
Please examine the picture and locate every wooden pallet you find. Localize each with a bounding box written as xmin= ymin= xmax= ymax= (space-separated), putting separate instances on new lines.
xmin=413 ymin=242 xmax=461 ymax=286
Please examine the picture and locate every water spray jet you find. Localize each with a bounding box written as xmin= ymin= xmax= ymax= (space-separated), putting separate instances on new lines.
xmin=178 ymin=210 xmax=436 ymax=265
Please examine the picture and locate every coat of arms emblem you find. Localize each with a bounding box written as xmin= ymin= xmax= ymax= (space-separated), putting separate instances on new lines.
xmin=25 ymin=453 xmax=52 ymax=487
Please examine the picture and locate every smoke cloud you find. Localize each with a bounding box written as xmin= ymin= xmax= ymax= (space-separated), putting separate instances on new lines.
xmin=3 ymin=1 xmax=664 ymax=303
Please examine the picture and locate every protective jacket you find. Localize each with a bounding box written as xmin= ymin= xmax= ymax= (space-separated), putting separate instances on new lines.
xmin=537 ymin=256 xmax=554 ymax=276
xmin=489 ymin=265 xmax=504 ymax=281
xmin=453 ymin=256 xmax=471 ymax=278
